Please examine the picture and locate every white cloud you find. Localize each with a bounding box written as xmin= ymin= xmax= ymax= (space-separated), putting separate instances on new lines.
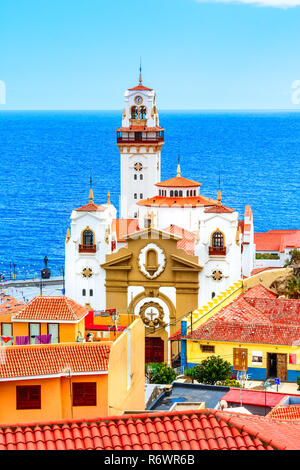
xmin=196 ymin=0 xmax=300 ymax=8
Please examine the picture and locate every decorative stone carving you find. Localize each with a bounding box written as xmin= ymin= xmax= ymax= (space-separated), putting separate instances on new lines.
xmin=139 ymin=301 xmax=166 ymax=333
xmin=138 ymin=243 xmax=166 ymax=279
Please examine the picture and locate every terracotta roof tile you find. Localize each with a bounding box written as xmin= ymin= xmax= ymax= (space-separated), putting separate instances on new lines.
xmin=204 ymin=204 xmax=235 ymax=214
xmin=75 ymin=202 xmax=106 ymax=212
xmin=254 ymin=230 xmax=300 ymax=252
xmin=13 ymin=296 xmax=89 ymax=322
xmin=137 ymin=195 xmax=218 ymax=208
xmin=0 ymin=342 xmax=111 ymax=379
xmin=1 ymin=409 xmax=294 ymax=450
xmin=156 ymin=176 xmax=202 ymax=188
xmin=0 ymin=295 xmax=24 ymax=316
xmin=187 ymin=285 xmax=300 ymax=346
xmin=112 ymin=218 xmax=139 ymax=242
xmin=267 ymin=405 xmax=300 ymax=421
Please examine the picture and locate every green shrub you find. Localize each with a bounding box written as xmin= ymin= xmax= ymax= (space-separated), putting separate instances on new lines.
xmin=297 ymin=377 xmax=300 ymax=391
xmin=145 ymin=362 xmax=177 ymax=384
xmin=188 ymin=355 xmax=232 ymax=385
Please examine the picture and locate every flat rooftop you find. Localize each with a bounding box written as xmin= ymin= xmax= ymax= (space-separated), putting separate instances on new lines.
xmin=147 ymin=383 xmax=229 ymax=411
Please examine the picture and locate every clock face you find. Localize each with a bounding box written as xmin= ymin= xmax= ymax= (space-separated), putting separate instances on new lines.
xmin=134 ymin=162 xmax=143 ymax=171
xmin=135 ymin=95 xmax=143 ymax=104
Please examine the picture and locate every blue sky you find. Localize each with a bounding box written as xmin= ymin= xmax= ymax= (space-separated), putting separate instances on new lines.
xmin=1 ymin=0 xmax=300 ymax=109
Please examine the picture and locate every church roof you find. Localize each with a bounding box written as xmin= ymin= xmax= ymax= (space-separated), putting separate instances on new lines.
xmin=128 ymin=84 xmax=153 ymax=91
xmin=156 ymin=176 xmax=201 ymax=188
xmin=112 ymin=219 xmax=140 ymax=242
xmin=75 ymin=202 xmax=106 ymax=212
xmin=204 ymin=204 xmax=235 ymax=214
xmin=116 ymin=126 xmax=164 ymax=132
xmin=137 ymin=195 xmax=217 ymax=208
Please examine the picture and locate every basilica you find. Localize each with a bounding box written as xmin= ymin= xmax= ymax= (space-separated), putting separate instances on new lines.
xmin=64 ymin=73 xmax=255 ymax=363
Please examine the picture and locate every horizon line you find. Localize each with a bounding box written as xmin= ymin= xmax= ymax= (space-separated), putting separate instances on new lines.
xmin=1 ymin=108 xmax=300 ymax=112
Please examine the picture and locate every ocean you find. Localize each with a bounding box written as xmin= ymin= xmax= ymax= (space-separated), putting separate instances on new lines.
xmin=0 ymin=110 xmax=299 ymax=279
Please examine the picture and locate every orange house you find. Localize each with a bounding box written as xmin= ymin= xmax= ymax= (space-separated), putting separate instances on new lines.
xmin=1 ymin=296 xmax=89 ymax=345
xmin=0 ymin=318 xmax=145 ymax=425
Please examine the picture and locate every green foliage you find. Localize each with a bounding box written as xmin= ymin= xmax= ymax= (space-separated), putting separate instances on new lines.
xmin=256 ymin=253 xmax=280 ymax=260
xmin=286 ymin=276 xmax=300 ymax=299
xmin=284 ymin=249 xmax=300 ymax=267
xmin=217 ymin=378 xmax=241 ymax=388
xmin=189 ymin=355 xmax=232 ymax=385
xmin=297 ymin=377 xmax=300 ymax=391
xmin=145 ymin=362 xmax=177 ymax=384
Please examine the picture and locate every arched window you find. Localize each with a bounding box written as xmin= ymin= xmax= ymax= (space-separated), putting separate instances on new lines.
xmin=170 ymin=190 xmax=174 ymax=197
xmin=131 ymin=106 xmax=138 ymax=119
xmin=212 ymin=231 xmax=224 ymax=248
xmin=83 ymin=229 xmax=94 ymax=246
xmin=139 ymin=106 xmax=147 ymax=119
xmin=179 ymin=190 xmax=183 ymax=197
xmin=175 ymin=190 xmax=178 ymax=197
xmin=140 ymin=174 xmax=143 ymax=180
xmin=187 ymin=190 xmax=189 ymax=197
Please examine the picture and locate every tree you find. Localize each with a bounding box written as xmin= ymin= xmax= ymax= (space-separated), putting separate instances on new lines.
xmin=188 ymin=355 xmax=232 ymax=385
xmin=286 ymin=276 xmax=300 ymax=299
xmin=145 ymin=362 xmax=177 ymax=384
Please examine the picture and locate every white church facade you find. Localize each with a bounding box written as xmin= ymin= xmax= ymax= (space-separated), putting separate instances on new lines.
xmin=64 ymin=73 xmax=255 ymax=362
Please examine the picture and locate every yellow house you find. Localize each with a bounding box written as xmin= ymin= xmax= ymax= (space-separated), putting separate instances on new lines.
xmin=1 ymin=296 xmax=89 ymax=345
xmin=182 ymin=284 xmax=300 ymax=382
xmin=0 ymin=318 xmax=145 ymax=425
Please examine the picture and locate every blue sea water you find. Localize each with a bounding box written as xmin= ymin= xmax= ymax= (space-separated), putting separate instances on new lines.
xmin=0 ymin=110 xmax=299 ymax=279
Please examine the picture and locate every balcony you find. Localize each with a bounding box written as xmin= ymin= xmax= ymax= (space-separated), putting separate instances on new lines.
xmin=79 ymin=244 xmax=97 ymax=254
xmin=209 ymin=246 xmax=226 ymax=256
xmin=117 ymin=131 xmax=164 ymax=144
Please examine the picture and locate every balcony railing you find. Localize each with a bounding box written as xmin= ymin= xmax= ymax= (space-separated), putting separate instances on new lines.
xmin=117 ymin=132 xmax=164 ymax=144
xmin=209 ymin=246 xmax=226 ymax=256
xmin=79 ymin=244 xmax=97 ymax=253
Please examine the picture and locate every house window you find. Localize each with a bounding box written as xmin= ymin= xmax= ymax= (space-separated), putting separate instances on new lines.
xmin=140 ymin=174 xmax=143 ymax=180
xmin=72 ymin=382 xmax=97 ymax=406
xmin=134 ymin=212 xmax=138 ymax=219
xmin=1 ymin=323 xmax=13 ymax=345
xmin=29 ymin=323 xmax=41 ymax=345
xmin=212 ymin=231 xmax=224 ymax=248
xmin=201 ymin=345 xmax=215 ymax=353
xmin=170 ymin=190 xmax=174 ymax=197
xmin=134 ymin=193 xmax=137 ymax=199
xmin=17 ymin=385 xmax=41 ymax=410
xmin=82 ymin=289 xmax=86 ymax=296
xmin=134 ymin=174 xmax=137 ymax=180
xmin=83 ymin=229 xmax=94 ymax=246
xmin=140 ymin=193 xmax=143 ymax=199
xmin=48 ymin=323 xmax=59 ymax=344
xmin=179 ymin=190 xmax=183 ymax=197
xmin=139 ymin=106 xmax=147 ymax=119
xmin=90 ymin=289 xmax=93 ymax=297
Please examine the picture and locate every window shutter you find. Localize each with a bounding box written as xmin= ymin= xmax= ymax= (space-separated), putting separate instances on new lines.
xmin=73 ymin=382 xmax=97 ymax=407
xmin=17 ymin=385 xmax=41 ymax=410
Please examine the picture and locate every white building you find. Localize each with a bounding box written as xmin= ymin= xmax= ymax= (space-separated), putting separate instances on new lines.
xmin=65 ymin=74 xmax=256 ymax=319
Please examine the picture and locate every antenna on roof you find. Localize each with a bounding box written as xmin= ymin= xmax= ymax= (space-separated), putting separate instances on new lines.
xmin=139 ymin=57 xmax=142 ymax=85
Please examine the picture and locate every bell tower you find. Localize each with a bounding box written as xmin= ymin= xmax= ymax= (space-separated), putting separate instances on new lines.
xmin=117 ymin=67 xmax=165 ymax=219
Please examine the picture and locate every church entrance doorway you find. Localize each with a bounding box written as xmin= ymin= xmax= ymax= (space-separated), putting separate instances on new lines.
xmin=145 ymin=337 xmax=164 ymax=363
